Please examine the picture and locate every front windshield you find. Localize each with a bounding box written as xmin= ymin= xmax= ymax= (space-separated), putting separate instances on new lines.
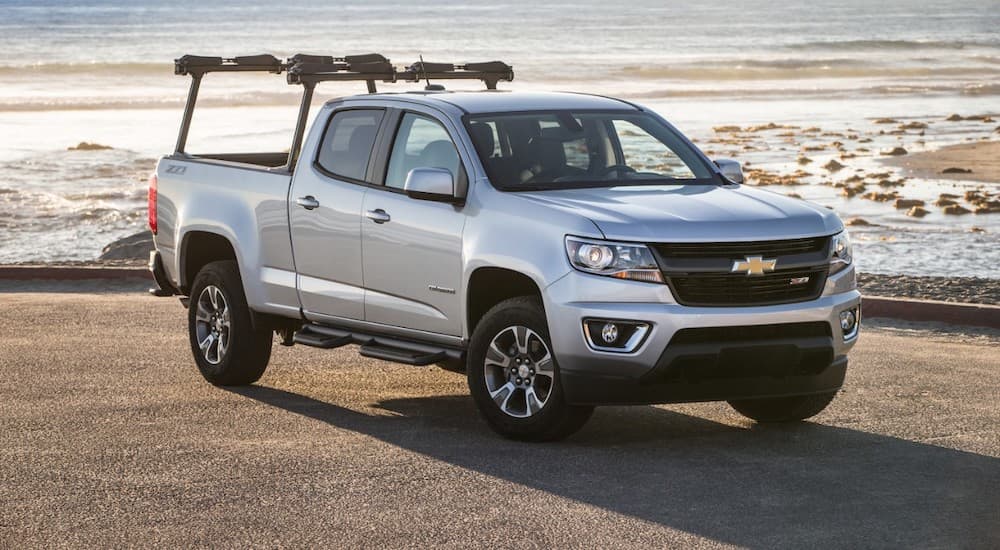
xmin=466 ymin=110 xmax=716 ymax=191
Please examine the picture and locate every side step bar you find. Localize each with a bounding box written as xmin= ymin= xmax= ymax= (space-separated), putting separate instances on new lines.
xmin=292 ymin=326 xmax=353 ymax=349
xmin=292 ymin=323 xmax=463 ymax=367
xmin=359 ymin=344 xmax=447 ymax=366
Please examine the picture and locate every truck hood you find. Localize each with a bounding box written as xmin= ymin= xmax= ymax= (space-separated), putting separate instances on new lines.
xmin=516 ymin=184 xmax=843 ymax=242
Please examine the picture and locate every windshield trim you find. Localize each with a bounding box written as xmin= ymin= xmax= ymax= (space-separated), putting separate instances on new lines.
xmin=461 ymin=109 xmax=722 ymax=192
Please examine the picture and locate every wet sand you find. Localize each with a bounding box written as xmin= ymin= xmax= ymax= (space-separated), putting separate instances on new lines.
xmin=883 ymin=140 xmax=1000 ymax=184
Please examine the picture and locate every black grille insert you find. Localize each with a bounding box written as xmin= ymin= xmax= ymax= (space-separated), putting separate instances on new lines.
xmin=653 ymin=236 xmax=832 ymax=306
xmin=667 ymin=267 xmax=828 ymax=307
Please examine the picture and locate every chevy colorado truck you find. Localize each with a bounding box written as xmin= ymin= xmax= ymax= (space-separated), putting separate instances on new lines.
xmin=149 ymin=53 xmax=861 ymax=441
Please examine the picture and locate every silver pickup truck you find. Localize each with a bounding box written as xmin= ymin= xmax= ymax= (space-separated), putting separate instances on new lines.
xmin=149 ymin=54 xmax=860 ymax=440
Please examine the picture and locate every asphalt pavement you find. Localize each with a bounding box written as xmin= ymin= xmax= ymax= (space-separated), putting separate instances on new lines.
xmin=1 ymin=292 xmax=998 ymax=548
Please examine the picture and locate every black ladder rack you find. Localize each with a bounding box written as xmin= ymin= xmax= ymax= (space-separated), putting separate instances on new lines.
xmin=174 ymin=54 xmax=284 ymax=76
xmin=171 ymin=51 xmax=514 ymax=170
xmin=283 ymin=53 xmax=514 ymax=93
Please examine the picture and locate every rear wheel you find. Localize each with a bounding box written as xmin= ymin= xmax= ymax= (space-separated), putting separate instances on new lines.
xmin=467 ymin=297 xmax=593 ymax=441
xmin=188 ymin=260 xmax=272 ymax=386
xmin=728 ymin=391 xmax=838 ymax=423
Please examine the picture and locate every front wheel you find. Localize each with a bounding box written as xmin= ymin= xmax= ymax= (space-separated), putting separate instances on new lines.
xmin=188 ymin=260 xmax=272 ymax=386
xmin=467 ymin=297 xmax=593 ymax=441
xmin=728 ymin=391 xmax=838 ymax=423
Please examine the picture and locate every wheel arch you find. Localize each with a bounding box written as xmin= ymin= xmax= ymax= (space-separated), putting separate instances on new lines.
xmin=179 ymin=230 xmax=239 ymax=293
xmin=465 ymin=266 xmax=543 ymax=338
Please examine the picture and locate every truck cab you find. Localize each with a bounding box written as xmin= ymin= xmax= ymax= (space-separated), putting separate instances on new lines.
xmin=150 ymin=53 xmax=861 ymax=441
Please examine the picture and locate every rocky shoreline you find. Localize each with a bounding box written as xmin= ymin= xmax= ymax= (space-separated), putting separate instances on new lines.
xmin=856 ymin=273 xmax=999 ymax=305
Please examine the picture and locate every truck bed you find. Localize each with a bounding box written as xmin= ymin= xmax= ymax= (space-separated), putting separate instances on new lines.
xmin=171 ymin=152 xmax=290 ymax=169
xmin=153 ymin=155 xmax=300 ymax=317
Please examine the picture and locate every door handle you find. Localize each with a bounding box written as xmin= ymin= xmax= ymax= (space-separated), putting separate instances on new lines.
xmin=365 ymin=209 xmax=391 ymax=224
xmin=296 ymin=195 xmax=320 ymax=210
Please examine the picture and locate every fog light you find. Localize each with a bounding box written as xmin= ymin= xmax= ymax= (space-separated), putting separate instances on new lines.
xmin=839 ymin=307 xmax=859 ymax=340
xmin=601 ymin=323 xmax=619 ymax=344
xmin=583 ymin=319 xmax=651 ymax=353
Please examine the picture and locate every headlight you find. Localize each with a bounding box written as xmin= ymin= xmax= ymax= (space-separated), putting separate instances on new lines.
xmin=565 ymin=236 xmax=664 ymax=283
xmin=830 ymin=230 xmax=853 ymax=274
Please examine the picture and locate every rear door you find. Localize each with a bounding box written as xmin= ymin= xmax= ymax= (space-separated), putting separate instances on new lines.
xmin=360 ymin=109 xmax=469 ymax=336
xmin=289 ymin=107 xmax=385 ymax=321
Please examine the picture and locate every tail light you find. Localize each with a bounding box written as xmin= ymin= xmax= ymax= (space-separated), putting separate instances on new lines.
xmin=148 ymin=173 xmax=158 ymax=235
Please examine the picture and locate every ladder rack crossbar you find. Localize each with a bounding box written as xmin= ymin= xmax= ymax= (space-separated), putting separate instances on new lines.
xmin=174 ymin=52 xmax=514 ymax=90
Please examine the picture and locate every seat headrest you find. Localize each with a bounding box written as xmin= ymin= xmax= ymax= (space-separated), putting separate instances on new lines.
xmin=468 ymin=122 xmax=495 ymax=158
xmin=529 ymin=137 xmax=566 ymax=171
xmin=348 ymin=125 xmax=376 ymax=152
xmin=418 ymin=140 xmax=458 ymax=170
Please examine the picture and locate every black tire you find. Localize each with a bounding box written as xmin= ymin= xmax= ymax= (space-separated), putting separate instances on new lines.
xmin=188 ymin=260 xmax=272 ymax=386
xmin=728 ymin=391 xmax=838 ymax=423
xmin=467 ymin=297 xmax=593 ymax=441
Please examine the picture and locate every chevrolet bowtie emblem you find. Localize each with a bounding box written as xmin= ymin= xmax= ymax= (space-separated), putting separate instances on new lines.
xmin=732 ymin=255 xmax=777 ymax=276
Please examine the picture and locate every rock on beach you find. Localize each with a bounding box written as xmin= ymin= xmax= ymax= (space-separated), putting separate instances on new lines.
xmin=99 ymin=232 xmax=154 ymax=261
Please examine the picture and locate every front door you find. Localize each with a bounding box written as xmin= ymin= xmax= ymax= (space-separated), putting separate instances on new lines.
xmin=361 ymin=111 xmax=467 ymax=336
xmin=289 ymin=107 xmax=384 ymax=321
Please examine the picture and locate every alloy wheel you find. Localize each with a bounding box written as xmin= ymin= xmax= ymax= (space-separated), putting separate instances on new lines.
xmin=483 ymin=325 xmax=554 ymax=418
xmin=194 ymin=285 xmax=231 ymax=365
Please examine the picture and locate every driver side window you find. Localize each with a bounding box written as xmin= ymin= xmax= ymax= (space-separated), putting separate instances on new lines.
xmin=385 ymin=113 xmax=462 ymax=190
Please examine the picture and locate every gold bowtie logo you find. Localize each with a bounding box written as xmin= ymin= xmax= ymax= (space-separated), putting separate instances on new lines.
xmin=732 ymin=255 xmax=777 ymax=276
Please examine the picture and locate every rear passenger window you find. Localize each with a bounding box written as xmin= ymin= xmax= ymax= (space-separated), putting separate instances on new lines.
xmin=317 ymin=109 xmax=384 ymax=182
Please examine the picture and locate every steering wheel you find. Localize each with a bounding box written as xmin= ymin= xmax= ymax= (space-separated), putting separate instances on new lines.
xmin=599 ymin=164 xmax=637 ymax=178
xmin=525 ymin=165 xmax=587 ymax=184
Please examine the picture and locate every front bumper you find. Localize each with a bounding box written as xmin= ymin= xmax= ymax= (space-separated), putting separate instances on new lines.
xmin=544 ymin=267 xmax=860 ymax=406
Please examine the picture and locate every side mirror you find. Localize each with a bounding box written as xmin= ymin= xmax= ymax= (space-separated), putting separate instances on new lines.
xmin=714 ymin=158 xmax=744 ymax=184
xmin=404 ymin=167 xmax=459 ymax=202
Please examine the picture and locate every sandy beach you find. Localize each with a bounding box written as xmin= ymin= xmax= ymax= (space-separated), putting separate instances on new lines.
xmin=884 ymin=140 xmax=1000 ymax=184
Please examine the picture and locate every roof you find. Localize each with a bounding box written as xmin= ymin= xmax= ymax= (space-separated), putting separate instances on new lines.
xmin=342 ymin=91 xmax=640 ymax=114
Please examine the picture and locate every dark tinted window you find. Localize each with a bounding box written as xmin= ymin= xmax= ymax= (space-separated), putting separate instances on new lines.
xmin=317 ymin=109 xmax=384 ymax=182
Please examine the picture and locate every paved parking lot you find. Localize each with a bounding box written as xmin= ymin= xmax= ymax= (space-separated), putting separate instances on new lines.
xmin=1 ymin=292 xmax=998 ymax=548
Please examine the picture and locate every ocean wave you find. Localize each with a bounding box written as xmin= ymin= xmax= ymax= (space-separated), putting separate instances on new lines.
xmin=785 ymin=39 xmax=1000 ymax=51
xmin=74 ymin=207 xmax=143 ymax=222
xmin=960 ymin=82 xmax=1000 ymax=95
xmin=615 ymin=64 xmax=1000 ymax=81
xmin=970 ymin=55 xmax=1000 ymax=65
xmin=0 ymin=62 xmax=171 ymax=76
xmin=0 ymin=91 xmax=300 ymax=112
xmin=62 ymin=189 xmax=144 ymax=202
xmin=627 ymin=81 xmax=1000 ymax=100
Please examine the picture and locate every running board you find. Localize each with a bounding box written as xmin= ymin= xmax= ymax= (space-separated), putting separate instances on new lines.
xmin=359 ymin=342 xmax=447 ymax=366
xmin=292 ymin=322 xmax=463 ymax=367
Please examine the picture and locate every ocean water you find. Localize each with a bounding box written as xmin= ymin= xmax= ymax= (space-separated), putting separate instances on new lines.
xmin=0 ymin=0 xmax=998 ymax=275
